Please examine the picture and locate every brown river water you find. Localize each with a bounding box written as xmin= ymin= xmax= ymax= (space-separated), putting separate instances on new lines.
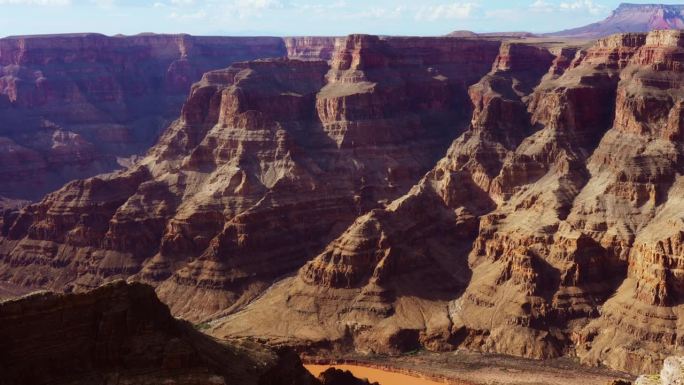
xmin=305 ymin=364 xmax=449 ymax=385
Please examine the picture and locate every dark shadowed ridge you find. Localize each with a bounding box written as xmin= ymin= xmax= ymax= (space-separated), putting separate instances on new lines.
xmin=0 ymin=280 xmax=320 ymax=385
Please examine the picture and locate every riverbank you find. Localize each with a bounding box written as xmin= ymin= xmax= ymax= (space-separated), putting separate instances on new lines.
xmin=303 ymin=351 xmax=633 ymax=385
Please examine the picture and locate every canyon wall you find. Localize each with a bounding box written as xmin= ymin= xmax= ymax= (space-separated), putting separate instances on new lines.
xmin=4 ymin=30 xmax=684 ymax=375
xmin=0 ymin=35 xmax=501 ymax=324
xmin=0 ymin=33 xmax=287 ymax=201
xmin=211 ymin=31 xmax=684 ymax=374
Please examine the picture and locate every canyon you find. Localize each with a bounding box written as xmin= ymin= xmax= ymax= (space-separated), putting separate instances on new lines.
xmin=4 ymin=4 xmax=684 ymax=381
xmin=0 ymin=33 xmax=338 ymax=203
xmin=0 ymin=34 xmax=501 ymax=324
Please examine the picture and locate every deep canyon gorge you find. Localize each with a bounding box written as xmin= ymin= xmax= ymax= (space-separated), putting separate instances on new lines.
xmin=4 ymin=3 xmax=684 ymax=384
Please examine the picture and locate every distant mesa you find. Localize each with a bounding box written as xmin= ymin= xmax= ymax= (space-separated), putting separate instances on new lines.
xmin=446 ymin=30 xmax=480 ymax=37
xmin=548 ymin=3 xmax=684 ymax=38
xmin=449 ymin=4 xmax=684 ymax=40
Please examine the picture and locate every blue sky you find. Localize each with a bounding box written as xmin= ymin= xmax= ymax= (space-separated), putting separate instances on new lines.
xmin=1 ymin=0 xmax=683 ymax=37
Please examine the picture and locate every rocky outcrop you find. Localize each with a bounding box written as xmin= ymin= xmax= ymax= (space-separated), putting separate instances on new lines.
xmin=550 ymin=3 xmax=684 ymax=38
xmin=210 ymin=30 xmax=684 ymax=375
xmin=0 ymin=280 xmax=318 ymax=385
xmin=0 ymin=35 xmax=501 ymax=325
xmin=0 ymin=33 xmax=287 ymax=200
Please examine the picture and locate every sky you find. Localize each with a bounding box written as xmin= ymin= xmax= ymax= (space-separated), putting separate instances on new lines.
xmin=1 ymin=0 xmax=684 ymax=37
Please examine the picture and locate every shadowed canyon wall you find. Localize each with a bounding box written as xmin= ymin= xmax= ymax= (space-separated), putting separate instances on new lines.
xmin=0 ymin=33 xmax=338 ymax=202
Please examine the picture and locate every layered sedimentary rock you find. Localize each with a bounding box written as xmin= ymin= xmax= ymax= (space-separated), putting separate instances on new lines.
xmin=7 ymin=29 xmax=684 ymax=376
xmin=450 ymin=32 xmax=643 ymax=360
xmin=0 ymin=33 xmax=287 ymax=200
xmin=573 ymin=30 xmax=684 ymax=374
xmin=212 ymin=40 xmax=562 ymax=354
xmin=0 ymin=280 xmax=318 ymax=385
xmin=212 ymin=30 xmax=684 ymax=375
xmin=0 ymin=35 xmax=501 ymax=325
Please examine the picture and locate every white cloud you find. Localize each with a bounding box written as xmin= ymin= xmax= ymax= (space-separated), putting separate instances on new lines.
xmin=293 ymin=0 xmax=346 ymax=14
xmin=169 ymin=8 xmax=206 ymax=19
xmin=528 ymin=0 xmax=607 ymax=16
xmin=0 ymin=0 xmax=70 ymax=5
xmin=234 ymin=0 xmax=283 ymax=11
xmin=164 ymin=0 xmax=287 ymax=23
xmin=210 ymin=0 xmax=285 ymax=19
xmin=529 ymin=0 xmax=554 ymax=13
xmin=416 ymin=2 xmax=479 ymax=21
xmin=355 ymin=5 xmax=405 ymax=19
xmin=559 ymin=0 xmax=605 ymax=15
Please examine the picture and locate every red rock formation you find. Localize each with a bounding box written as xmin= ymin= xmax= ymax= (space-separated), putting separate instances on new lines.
xmin=212 ymin=40 xmax=560 ymax=355
xmin=0 ymin=35 xmax=501 ymax=326
xmin=148 ymin=35 xmax=499 ymax=320
xmin=211 ymin=30 xmax=684 ymax=375
xmin=572 ymin=30 xmax=684 ymax=374
xmin=0 ymin=33 xmax=287 ymax=200
xmin=0 ymin=280 xmax=318 ymax=385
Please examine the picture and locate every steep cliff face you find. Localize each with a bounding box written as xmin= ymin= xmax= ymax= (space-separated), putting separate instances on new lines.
xmin=211 ymin=30 xmax=684 ymax=374
xmin=573 ymin=30 xmax=684 ymax=374
xmin=0 ymin=35 xmax=501 ymax=324
xmin=212 ymin=40 xmax=562 ymax=354
xmin=0 ymin=280 xmax=318 ymax=385
xmin=451 ymin=33 xmax=643 ymax=360
xmin=0 ymin=33 xmax=287 ymax=201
